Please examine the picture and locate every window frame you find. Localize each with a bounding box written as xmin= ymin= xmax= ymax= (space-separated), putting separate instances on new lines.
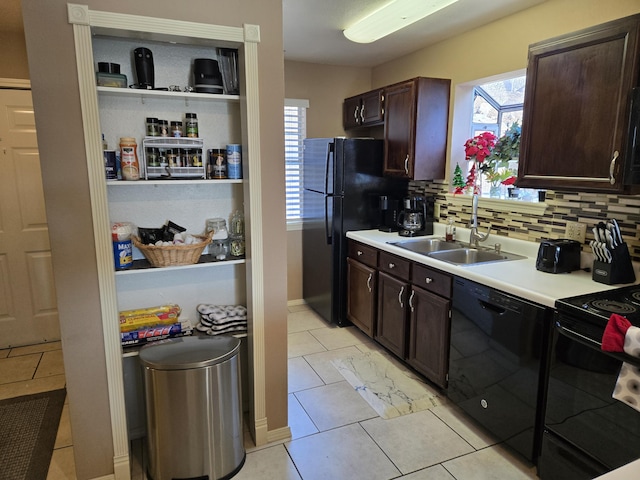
xmin=448 ymin=70 xmax=546 ymax=214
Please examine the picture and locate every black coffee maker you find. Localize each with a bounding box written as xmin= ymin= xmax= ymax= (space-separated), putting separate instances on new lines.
xmin=377 ymin=195 xmax=401 ymax=232
xmin=398 ymin=195 xmax=435 ymax=237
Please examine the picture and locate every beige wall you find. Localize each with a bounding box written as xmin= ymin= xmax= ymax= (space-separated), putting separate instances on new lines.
xmin=21 ymin=0 xmax=286 ymax=478
xmin=284 ymin=61 xmax=373 ymax=302
xmin=0 ymin=28 xmax=29 ymax=79
xmin=372 ymin=0 xmax=640 ymax=88
xmin=285 ymin=60 xmax=373 ymax=137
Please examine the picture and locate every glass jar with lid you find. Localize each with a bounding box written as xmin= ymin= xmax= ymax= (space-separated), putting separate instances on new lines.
xmin=229 ymin=210 xmax=245 ymax=257
xmin=206 ymin=218 xmax=229 ymax=260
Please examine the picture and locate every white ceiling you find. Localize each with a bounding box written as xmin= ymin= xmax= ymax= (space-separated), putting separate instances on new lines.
xmin=283 ymin=0 xmax=546 ymax=67
xmin=3 ymin=0 xmax=545 ymax=68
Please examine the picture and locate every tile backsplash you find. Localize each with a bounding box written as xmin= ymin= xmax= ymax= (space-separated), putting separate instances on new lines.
xmin=410 ymin=181 xmax=640 ymax=262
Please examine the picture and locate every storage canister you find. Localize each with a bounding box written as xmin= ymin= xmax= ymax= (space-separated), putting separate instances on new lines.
xmin=119 ymin=137 xmax=140 ymax=180
xmin=112 ymin=222 xmax=135 ymax=269
xmin=208 ymin=148 xmax=227 ymax=179
xmin=104 ymin=150 xmax=117 ymax=179
xmin=226 ymin=144 xmax=242 ymax=179
xmin=206 ymin=217 xmax=229 ymax=259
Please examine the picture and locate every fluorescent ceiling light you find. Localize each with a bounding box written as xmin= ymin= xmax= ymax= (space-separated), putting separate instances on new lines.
xmin=344 ymin=0 xmax=459 ymax=44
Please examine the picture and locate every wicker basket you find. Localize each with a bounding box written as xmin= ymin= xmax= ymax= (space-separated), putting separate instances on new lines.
xmin=133 ymin=231 xmax=213 ymax=267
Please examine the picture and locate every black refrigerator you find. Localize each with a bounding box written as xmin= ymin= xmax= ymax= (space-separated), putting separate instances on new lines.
xmin=302 ymin=137 xmax=407 ymax=326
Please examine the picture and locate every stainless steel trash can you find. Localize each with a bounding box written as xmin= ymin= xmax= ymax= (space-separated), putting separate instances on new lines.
xmin=139 ymin=336 xmax=245 ymax=480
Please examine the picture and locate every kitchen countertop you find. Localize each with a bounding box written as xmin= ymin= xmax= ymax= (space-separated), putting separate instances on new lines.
xmin=347 ymin=223 xmax=636 ymax=308
xmin=595 ymin=459 xmax=640 ymax=479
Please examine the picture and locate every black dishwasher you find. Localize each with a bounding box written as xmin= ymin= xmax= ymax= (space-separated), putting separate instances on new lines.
xmin=447 ymin=277 xmax=550 ymax=464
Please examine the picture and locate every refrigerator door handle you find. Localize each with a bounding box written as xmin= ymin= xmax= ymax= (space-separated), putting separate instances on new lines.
xmin=325 ymin=141 xmax=334 ymax=195
xmin=325 ymin=194 xmax=332 ymax=244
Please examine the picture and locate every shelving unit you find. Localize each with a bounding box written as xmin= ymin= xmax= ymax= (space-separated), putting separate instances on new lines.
xmin=97 ymin=85 xmax=241 ymax=103
xmin=68 ymin=5 xmax=268 ymax=474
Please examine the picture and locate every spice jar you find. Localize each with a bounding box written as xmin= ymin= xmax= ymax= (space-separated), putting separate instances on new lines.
xmin=119 ymin=137 xmax=140 ymax=180
xmin=146 ymin=147 xmax=160 ymax=167
xmin=159 ymin=120 xmax=169 ymax=137
xmin=146 ymin=117 xmax=159 ymax=137
xmin=185 ymin=112 xmax=198 ymax=138
xmin=171 ymin=121 xmax=183 ymax=137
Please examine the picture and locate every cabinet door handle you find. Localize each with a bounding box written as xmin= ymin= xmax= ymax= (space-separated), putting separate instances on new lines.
xmin=404 ymin=154 xmax=409 ymax=175
xmin=398 ymin=286 xmax=405 ymax=308
xmin=357 ymin=250 xmax=363 ymax=256
xmin=409 ymin=290 xmax=415 ymax=312
xmin=360 ymin=105 xmax=365 ymax=123
xmin=388 ymin=262 xmax=395 ymax=269
xmin=366 ymin=273 xmax=372 ymax=293
xmin=354 ymin=105 xmax=360 ymax=123
xmin=425 ymin=277 xmax=433 ymax=284
xmin=609 ymin=150 xmax=619 ymax=185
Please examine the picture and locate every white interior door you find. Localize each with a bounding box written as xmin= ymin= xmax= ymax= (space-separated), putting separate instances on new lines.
xmin=0 ymin=87 xmax=59 ymax=348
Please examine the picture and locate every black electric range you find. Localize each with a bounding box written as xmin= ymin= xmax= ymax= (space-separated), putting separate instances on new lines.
xmin=539 ymin=285 xmax=640 ymax=480
xmin=555 ymin=285 xmax=640 ymax=343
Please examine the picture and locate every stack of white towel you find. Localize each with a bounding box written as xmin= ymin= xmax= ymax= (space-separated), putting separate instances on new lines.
xmin=196 ymin=304 xmax=247 ymax=335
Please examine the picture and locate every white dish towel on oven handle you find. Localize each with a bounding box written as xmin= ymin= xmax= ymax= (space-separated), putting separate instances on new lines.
xmin=602 ymin=314 xmax=640 ymax=412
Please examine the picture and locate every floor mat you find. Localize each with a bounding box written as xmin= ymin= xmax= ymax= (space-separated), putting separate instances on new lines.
xmin=332 ymin=352 xmax=443 ymax=419
xmin=0 ymin=388 xmax=66 ymax=480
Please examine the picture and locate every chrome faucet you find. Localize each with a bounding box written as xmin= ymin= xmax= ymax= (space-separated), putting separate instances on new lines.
xmin=469 ymin=193 xmax=491 ymax=248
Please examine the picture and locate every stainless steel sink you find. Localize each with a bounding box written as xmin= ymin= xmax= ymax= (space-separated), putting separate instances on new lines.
xmin=388 ymin=237 xmax=465 ymax=254
xmin=389 ymin=237 xmax=526 ymax=265
xmin=427 ymin=247 xmax=526 ymax=266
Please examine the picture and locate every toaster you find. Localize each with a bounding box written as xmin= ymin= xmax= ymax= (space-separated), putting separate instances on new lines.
xmin=536 ymin=239 xmax=581 ymax=273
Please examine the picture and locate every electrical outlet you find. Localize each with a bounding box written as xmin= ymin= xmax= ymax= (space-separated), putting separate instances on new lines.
xmin=565 ymin=221 xmax=586 ymax=243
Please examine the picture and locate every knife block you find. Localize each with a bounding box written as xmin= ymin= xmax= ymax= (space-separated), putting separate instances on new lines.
xmin=592 ymin=242 xmax=636 ymax=285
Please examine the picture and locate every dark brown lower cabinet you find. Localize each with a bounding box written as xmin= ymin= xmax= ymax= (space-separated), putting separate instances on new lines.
xmin=346 ymin=257 xmax=377 ymax=338
xmin=376 ymin=271 xmax=409 ymax=358
xmin=407 ymin=285 xmax=451 ymax=388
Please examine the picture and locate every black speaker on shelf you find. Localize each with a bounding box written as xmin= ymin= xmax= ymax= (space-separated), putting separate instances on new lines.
xmin=194 ymin=58 xmax=224 ymax=94
xmin=133 ymin=47 xmax=154 ymax=89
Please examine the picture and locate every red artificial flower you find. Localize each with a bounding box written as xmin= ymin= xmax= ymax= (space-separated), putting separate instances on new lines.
xmin=457 ymin=132 xmax=497 ymax=193
xmin=464 ymin=131 xmax=497 ymax=163
xmin=501 ymin=176 xmax=516 ymax=186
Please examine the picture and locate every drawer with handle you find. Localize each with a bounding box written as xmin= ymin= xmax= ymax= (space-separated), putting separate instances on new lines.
xmin=348 ymin=241 xmax=378 ymax=268
xmin=378 ymin=251 xmax=410 ymax=281
xmin=412 ymin=263 xmax=452 ymax=298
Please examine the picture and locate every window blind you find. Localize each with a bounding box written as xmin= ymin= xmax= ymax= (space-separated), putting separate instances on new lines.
xmin=285 ymin=99 xmax=308 ymax=222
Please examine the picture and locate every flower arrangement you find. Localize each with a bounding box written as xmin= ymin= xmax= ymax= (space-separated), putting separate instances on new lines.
xmin=454 ymin=131 xmax=497 ymax=194
xmin=455 ymin=124 xmax=522 ymax=195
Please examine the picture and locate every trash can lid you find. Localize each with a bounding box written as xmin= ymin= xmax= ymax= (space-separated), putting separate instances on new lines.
xmin=139 ymin=335 xmax=241 ymax=370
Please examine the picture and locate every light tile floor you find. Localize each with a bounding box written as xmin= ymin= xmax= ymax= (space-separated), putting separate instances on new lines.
xmin=234 ymin=304 xmax=540 ymax=480
xmin=2 ymin=304 xmax=540 ymax=479
xmin=0 ymin=341 xmax=75 ymax=479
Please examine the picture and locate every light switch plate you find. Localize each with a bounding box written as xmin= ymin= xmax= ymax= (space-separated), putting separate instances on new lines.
xmin=565 ymin=221 xmax=586 ymax=243
xmin=434 ymin=203 xmax=441 ymax=220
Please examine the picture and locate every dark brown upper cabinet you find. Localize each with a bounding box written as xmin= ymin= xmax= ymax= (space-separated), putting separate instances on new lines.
xmin=517 ymin=14 xmax=640 ymax=193
xmin=343 ymin=89 xmax=385 ymax=130
xmin=383 ymin=77 xmax=450 ymax=180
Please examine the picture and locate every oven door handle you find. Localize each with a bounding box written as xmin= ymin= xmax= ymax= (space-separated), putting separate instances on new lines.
xmin=557 ymin=322 xmax=640 ymax=368
xmin=556 ymin=323 xmax=603 ymax=349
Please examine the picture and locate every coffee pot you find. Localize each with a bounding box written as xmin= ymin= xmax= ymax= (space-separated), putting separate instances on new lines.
xmin=397 ymin=195 xmax=434 ymax=237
